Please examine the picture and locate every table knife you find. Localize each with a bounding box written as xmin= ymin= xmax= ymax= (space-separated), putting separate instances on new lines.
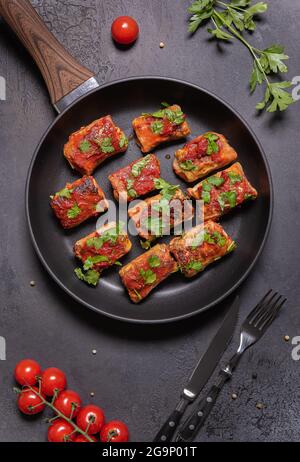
xmin=153 ymin=296 xmax=239 ymax=442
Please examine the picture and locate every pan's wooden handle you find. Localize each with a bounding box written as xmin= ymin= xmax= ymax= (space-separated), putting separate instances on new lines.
xmin=0 ymin=0 xmax=95 ymax=105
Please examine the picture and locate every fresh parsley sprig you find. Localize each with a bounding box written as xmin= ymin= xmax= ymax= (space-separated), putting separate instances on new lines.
xmin=188 ymin=0 xmax=295 ymax=113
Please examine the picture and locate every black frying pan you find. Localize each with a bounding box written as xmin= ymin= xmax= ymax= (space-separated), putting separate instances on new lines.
xmin=1 ymin=1 xmax=273 ymax=324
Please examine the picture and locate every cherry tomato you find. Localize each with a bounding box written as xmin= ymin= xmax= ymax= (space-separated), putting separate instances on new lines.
xmin=41 ymin=368 xmax=67 ymax=397
xmin=48 ymin=419 xmax=75 ymax=443
xmin=111 ymin=16 xmax=139 ymax=45
xmin=17 ymin=387 xmax=45 ymax=415
xmin=14 ymin=359 xmax=41 ymax=386
xmin=54 ymin=390 xmax=81 ymax=418
xmin=100 ymin=420 xmax=129 ymax=442
xmin=74 ymin=434 xmax=97 ymax=443
xmin=76 ymin=405 xmax=105 ymax=435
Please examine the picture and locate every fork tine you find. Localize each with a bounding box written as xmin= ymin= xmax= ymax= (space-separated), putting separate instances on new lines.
xmin=247 ymin=290 xmax=277 ymax=325
xmin=259 ymin=298 xmax=287 ymax=332
xmin=253 ymin=293 xmax=283 ymax=328
xmin=246 ymin=289 xmax=274 ymax=324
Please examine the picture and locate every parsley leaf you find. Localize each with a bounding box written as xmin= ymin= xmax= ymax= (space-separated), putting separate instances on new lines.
xmin=79 ymin=140 xmax=91 ymax=153
xmin=150 ymin=106 xmax=185 ymax=125
xmin=75 ymin=268 xmax=100 ymax=286
xmin=67 ymin=203 xmax=81 ymax=219
xmin=228 ymin=172 xmax=242 ymax=184
xmin=179 ymin=160 xmax=196 ymax=171
xmin=201 ymin=190 xmax=211 ymax=204
xmin=207 ymin=175 xmax=225 ymax=187
xmin=86 ymin=224 xmax=123 ymax=249
xmin=100 ymin=137 xmax=115 ymax=153
xmin=188 ymin=0 xmax=295 ymax=113
xmin=56 ymin=187 xmax=73 ymax=199
xmin=140 ymin=240 xmax=152 ymax=250
xmin=119 ymin=134 xmax=128 ymax=149
xmin=131 ymin=155 xmax=151 ymax=177
xmin=151 ymin=120 xmax=164 ymax=134
xmin=140 ymin=268 xmax=157 ymax=285
xmin=218 ymin=191 xmax=237 ymax=211
xmin=148 ymin=255 xmax=161 ymax=268
xmin=185 ymin=260 xmax=203 ymax=272
xmin=203 ymin=133 xmax=219 ymax=155
xmin=83 ymin=255 xmax=109 ymax=271
xmin=154 ymin=178 xmax=179 ymax=200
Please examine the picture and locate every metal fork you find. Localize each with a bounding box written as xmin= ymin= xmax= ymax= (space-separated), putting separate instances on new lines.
xmin=176 ymin=290 xmax=287 ymax=442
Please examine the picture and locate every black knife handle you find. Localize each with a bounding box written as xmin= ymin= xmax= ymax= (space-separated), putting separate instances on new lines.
xmin=177 ymin=353 xmax=242 ymax=442
xmin=153 ymin=397 xmax=190 ymax=442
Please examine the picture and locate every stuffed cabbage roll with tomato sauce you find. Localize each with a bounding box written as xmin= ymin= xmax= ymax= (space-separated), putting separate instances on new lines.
xmin=128 ymin=180 xmax=194 ymax=243
xmin=132 ymin=104 xmax=190 ymax=153
xmin=108 ymin=154 xmax=160 ymax=202
xmin=64 ymin=115 xmax=128 ymax=175
xmin=74 ymin=222 xmax=132 ymax=286
xmin=119 ymin=244 xmax=178 ymax=303
xmin=50 ymin=176 xmax=108 ymax=229
xmin=169 ymin=221 xmax=236 ymax=278
xmin=187 ymin=162 xmax=258 ymax=221
xmin=173 ymin=132 xmax=237 ymax=182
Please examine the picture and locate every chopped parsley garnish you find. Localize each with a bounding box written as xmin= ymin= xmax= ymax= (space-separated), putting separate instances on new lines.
xmin=98 ymin=137 xmax=114 ymax=153
xmin=203 ymin=133 xmax=219 ymax=155
xmin=140 ymin=268 xmax=157 ymax=285
xmin=207 ymin=175 xmax=225 ymax=187
xmin=228 ymin=172 xmax=242 ymax=185
xmin=75 ymin=268 xmax=100 ymax=286
xmin=227 ymin=242 xmax=237 ymax=253
xmin=126 ymin=179 xmax=137 ymax=198
xmin=79 ymin=140 xmax=92 ymax=153
xmin=119 ymin=134 xmax=128 ymax=149
xmin=133 ymin=289 xmax=142 ymax=301
xmin=114 ymin=261 xmax=123 ymax=267
xmin=211 ymin=231 xmax=227 ymax=247
xmin=86 ymin=223 xmax=123 ymax=249
xmin=67 ymin=203 xmax=81 ymax=219
xmin=131 ymin=155 xmax=151 ymax=177
xmin=83 ymin=255 xmax=109 ymax=271
xmin=161 ymin=101 xmax=171 ymax=107
xmin=149 ymin=106 xmax=185 ymax=126
xmin=218 ymin=191 xmax=237 ymax=211
xmin=148 ymin=255 xmax=161 ymax=268
xmin=201 ymin=190 xmax=211 ymax=204
xmin=151 ymin=120 xmax=164 ymax=134
xmin=179 ymin=160 xmax=196 ymax=171
xmin=56 ymin=187 xmax=73 ymax=199
xmin=185 ymin=261 xmax=203 ymax=272
xmin=154 ymin=178 xmax=179 ymax=200
xmin=140 ymin=240 xmax=152 ymax=250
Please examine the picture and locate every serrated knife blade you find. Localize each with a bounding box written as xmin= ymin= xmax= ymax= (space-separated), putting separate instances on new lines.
xmin=183 ymin=295 xmax=239 ymax=400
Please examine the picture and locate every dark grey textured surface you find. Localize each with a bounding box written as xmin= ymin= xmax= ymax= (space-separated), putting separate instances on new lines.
xmin=0 ymin=0 xmax=299 ymax=442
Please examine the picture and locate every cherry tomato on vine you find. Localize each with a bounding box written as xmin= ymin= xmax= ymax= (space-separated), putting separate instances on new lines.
xmin=17 ymin=387 xmax=45 ymax=415
xmin=100 ymin=420 xmax=129 ymax=442
xmin=111 ymin=16 xmax=139 ymax=45
xmin=76 ymin=405 xmax=105 ymax=435
xmin=41 ymin=367 xmax=67 ymax=397
xmin=48 ymin=419 xmax=75 ymax=443
xmin=74 ymin=434 xmax=97 ymax=443
xmin=14 ymin=359 xmax=41 ymax=386
xmin=54 ymin=390 xmax=81 ymax=418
